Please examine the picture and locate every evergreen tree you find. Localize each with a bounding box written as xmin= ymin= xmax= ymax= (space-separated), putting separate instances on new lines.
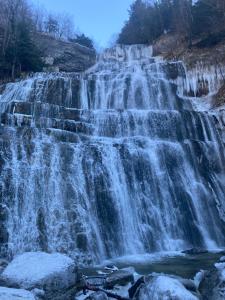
xmin=117 ymin=0 xmax=225 ymax=47
xmin=17 ymin=22 xmax=43 ymax=72
xmin=192 ymin=0 xmax=225 ymax=37
xmin=118 ymin=0 xmax=162 ymax=44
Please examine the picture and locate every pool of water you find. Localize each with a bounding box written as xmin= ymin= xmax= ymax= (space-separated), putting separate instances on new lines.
xmin=81 ymin=251 xmax=225 ymax=279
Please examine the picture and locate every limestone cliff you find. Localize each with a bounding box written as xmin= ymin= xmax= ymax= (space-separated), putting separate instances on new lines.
xmin=36 ymin=33 xmax=96 ymax=73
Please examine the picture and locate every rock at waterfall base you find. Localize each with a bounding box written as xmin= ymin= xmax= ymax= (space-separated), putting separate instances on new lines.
xmin=182 ymin=248 xmax=208 ymax=255
xmin=136 ymin=274 xmax=199 ymax=300
xmin=0 ymin=286 xmax=35 ymax=300
xmin=0 ymin=252 xmax=77 ymax=299
xmin=85 ymin=291 xmax=108 ymax=300
xmin=104 ymin=268 xmax=134 ymax=289
xmin=199 ymin=260 xmax=225 ymax=300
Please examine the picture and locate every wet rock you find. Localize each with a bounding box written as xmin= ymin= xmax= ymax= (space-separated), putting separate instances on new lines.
xmin=104 ymin=269 xmax=134 ymax=289
xmin=182 ymin=248 xmax=208 ymax=255
xmin=1 ymin=252 xmax=77 ymax=300
xmin=169 ymin=275 xmax=197 ymax=293
xmin=137 ymin=274 xmax=199 ymax=300
xmin=0 ymin=205 xmax=9 ymax=249
xmin=0 ymin=286 xmax=35 ymax=300
xmin=0 ymin=259 xmax=8 ymax=275
xmin=199 ymin=262 xmax=225 ymax=300
xmin=76 ymin=232 xmax=88 ymax=251
xmin=128 ymin=276 xmax=145 ymax=299
xmin=104 ymin=265 xmax=119 ymax=272
xmin=85 ymin=291 xmax=108 ymax=300
xmin=31 ymin=288 xmax=45 ymax=299
xmin=220 ymin=256 xmax=225 ymax=262
xmin=162 ymin=63 xmax=182 ymax=80
xmin=36 ymin=209 xmax=48 ymax=252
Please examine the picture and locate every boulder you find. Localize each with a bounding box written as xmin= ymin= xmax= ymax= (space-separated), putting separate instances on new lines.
xmin=169 ymin=276 xmax=197 ymax=293
xmin=137 ymin=275 xmax=199 ymax=300
xmin=0 ymin=287 xmax=35 ymax=300
xmin=199 ymin=261 xmax=225 ymax=300
xmin=182 ymin=248 xmax=208 ymax=255
xmin=220 ymin=256 xmax=225 ymax=263
xmin=31 ymin=288 xmax=45 ymax=299
xmin=85 ymin=291 xmax=108 ymax=300
xmin=1 ymin=252 xmax=77 ymax=299
xmin=104 ymin=268 xmax=134 ymax=289
xmin=128 ymin=276 xmax=145 ymax=299
xmin=0 ymin=259 xmax=8 ymax=275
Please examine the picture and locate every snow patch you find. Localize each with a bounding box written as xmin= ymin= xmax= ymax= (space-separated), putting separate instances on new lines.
xmin=2 ymin=252 xmax=76 ymax=290
xmin=139 ymin=275 xmax=198 ymax=300
xmin=0 ymin=287 xmax=35 ymax=300
xmin=215 ymin=262 xmax=225 ymax=281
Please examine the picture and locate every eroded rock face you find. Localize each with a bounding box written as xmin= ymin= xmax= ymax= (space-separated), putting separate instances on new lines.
xmin=36 ymin=34 xmax=96 ymax=72
xmin=1 ymin=252 xmax=77 ymax=300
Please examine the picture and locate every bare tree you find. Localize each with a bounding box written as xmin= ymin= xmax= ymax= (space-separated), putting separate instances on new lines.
xmin=57 ymin=13 xmax=75 ymax=40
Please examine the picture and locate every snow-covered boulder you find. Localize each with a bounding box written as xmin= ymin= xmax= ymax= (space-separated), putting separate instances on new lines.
xmin=137 ymin=275 xmax=199 ymax=300
xmin=199 ymin=260 xmax=225 ymax=300
xmin=1 ymin=252 xmax=77 ymax=299
xmin=85 ymin=291 xmax=108 ymax=300
xmin=0 ymin=287 xmax=35 ymax=300
xmin=104 ymin=268 xmax=134 ymax=289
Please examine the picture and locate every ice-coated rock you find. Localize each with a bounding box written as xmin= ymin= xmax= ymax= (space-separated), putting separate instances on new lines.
xmin=199 ymin=261 xmax=225 ymax=300
xmin=219 ymin=256 xmax=225 ymax=263
xmin=1 ymin=252 xmax=77 ymax=299
xmin=137 ymin=275 xmax=199 ymax=300
xmin=0 ymin=259 xmax=8 ymax=275
xmin=0 ymin=286 xmax=35 ymax=300
xmin=104 ymin=268 xmax=134 ymax=289
xmin=85 ymin=291 xmax=108 ymax=300
xmin=199 ymin=269 xmax=222 ymax=299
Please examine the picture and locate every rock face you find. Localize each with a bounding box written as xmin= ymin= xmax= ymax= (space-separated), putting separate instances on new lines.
xmin=36 ymin=33 xmax=96 ymax=72
xmin=0 ymin=287 xmax=35 ymax=300
xmin=1 ymin=252 xmax=77 ymax=299
xmin=137 ymin=275 xmax=199 ymax=300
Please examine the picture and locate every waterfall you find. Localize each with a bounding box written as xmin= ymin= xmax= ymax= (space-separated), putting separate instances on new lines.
xmin=0 ymin=44 xmax=225 ymax=264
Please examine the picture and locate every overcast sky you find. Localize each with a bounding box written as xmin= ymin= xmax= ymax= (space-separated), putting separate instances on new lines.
xmin=32 ymin=0 xmax=134 ymax=48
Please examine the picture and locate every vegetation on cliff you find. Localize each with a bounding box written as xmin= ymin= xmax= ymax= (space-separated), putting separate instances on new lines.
xmin=0 ymin=0 xmax=94 ymax=81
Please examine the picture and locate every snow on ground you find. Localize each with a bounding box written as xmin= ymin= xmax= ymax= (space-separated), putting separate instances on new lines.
xmin=139 ymin=275 xmax=198 ymax=300
xmin=0 ymin=287 xmax=35 ymax=300
xmin=2 ymin=252 xmax=75 ymax=289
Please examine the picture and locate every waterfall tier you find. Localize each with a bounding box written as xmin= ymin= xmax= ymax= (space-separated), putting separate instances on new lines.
xmin=0 ymin=45 xmax=225 ymax=263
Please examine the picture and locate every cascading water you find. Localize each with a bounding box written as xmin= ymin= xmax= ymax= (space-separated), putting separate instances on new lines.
xmin=0 ymin=44 xmax=225 ymax=264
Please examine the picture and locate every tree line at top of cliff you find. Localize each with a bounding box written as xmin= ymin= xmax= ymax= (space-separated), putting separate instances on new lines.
xmin=0 ymin=0 xmax=95 ymax=82
xmin=118 ymin=0 xmax=225 ymax=48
